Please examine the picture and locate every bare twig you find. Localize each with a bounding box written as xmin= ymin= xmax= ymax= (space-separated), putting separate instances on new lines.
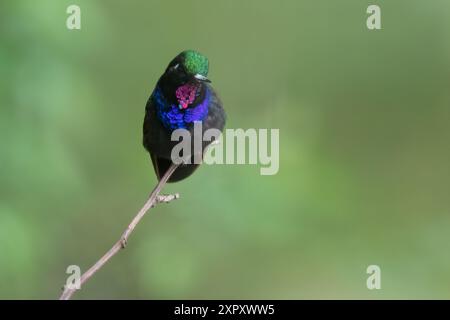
xmin=59 ymin=162 xmax=180 ymax=300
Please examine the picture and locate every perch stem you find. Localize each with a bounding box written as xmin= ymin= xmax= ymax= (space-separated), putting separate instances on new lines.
xmin=59 ymin=162 xmax=180 ymax=300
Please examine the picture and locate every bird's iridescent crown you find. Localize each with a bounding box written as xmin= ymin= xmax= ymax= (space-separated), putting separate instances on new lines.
xmin=180 ymin=50 xmax=209 ymax=77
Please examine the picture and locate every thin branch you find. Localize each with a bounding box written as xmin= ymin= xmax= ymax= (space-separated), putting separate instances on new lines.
xmin=59 ymin=162 xmax=180 ymax=300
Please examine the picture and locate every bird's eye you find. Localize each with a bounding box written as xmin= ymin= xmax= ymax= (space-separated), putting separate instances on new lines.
xmin=173 ymin=64 xmax=179 ymax=70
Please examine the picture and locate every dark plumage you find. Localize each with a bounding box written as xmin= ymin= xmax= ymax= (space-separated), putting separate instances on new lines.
xmin=143 ymin=50 xmax=226 ymax=182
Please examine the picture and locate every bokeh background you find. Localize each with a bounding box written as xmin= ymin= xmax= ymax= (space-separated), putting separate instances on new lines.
xmin=1 ymin=0 xmax=450 ymax=299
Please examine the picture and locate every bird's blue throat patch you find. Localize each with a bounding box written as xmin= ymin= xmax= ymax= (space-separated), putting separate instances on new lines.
xmin=153 ymin=85 xmax=210 ymax=131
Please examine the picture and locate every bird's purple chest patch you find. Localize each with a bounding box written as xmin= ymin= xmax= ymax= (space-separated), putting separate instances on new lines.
xmin=176 ymin=83 xmax=198 ymax=110
xmin=153 ymin=85 xmax=210 ymax=131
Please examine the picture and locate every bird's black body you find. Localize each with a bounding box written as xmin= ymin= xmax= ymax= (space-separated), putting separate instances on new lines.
xmin=143 ymin=51 xmax=226 ymax=182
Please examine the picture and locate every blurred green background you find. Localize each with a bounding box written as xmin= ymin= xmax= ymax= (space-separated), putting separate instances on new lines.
xmin=1 ymin=0 xmax=450 ymax=299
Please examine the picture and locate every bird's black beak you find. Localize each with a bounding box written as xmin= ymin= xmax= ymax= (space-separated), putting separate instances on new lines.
xmin=194 ymin=74 xmax=211 ymax=83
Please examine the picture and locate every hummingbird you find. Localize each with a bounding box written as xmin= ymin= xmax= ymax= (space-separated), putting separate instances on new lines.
xmin=143 ymin=50 xmax=226 ymax=182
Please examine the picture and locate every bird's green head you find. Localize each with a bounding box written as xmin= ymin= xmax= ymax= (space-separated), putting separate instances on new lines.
xmin=181 ymin=50 xmax=209 ymax=77
xmin=165 ymin=50 xmax=210 ymax=83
